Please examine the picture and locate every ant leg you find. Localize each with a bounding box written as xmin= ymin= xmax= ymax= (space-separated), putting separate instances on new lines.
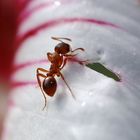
xmin=68 ymin=47 xmax=87 ymax=65
xmin=36 ymin=69 xmax=49 ymax=110
xmin=60 ymin=53 xmax=78 ymax=70
xmin=75 ymin=59 xmax=89 ymax=65
xmin=61 ymin=56 xmax=89 ymax=70
xmin=60 ymin=58 xmax=68 ymax=70
xmin=36 ymin=73 xmax=47 ymax=110
xmin=60 ymin=53 xmax=77 ymax=70
xmin=59 ymin=72 xmax=76 ymax=100
xmin=37 ymin=68 xmax=49 ymax=73
xmin=64 ymin=53 xmax=77 ymax=57
xmin=51 ymin=37 xmax=72 ymax=42
xmin=63 ymin=55 xmax=89 ymax=66
xmin=36 ymin=68 xmax=49 ymax=88
xmin=47 ymin=52 xmax=54 ymax=62
xmin=71 ymin=48 xmax=85 ymax=52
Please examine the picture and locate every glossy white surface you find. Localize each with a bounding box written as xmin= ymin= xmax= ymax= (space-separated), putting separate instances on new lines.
xmin=4 ymin=0 xmax=140 ymax=140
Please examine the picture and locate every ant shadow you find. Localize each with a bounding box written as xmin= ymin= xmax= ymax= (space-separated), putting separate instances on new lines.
xmin=54 ymin=62 xmax=86 ymax=110
xmin=54 ymin=87 xmax=69 ymax=110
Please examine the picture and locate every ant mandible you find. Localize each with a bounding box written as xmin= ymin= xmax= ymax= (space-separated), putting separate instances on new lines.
xmin=36 ymin=37 xmax=86 ymax=110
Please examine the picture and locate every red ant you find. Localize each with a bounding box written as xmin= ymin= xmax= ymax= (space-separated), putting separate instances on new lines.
xmin=36 ymin=37 xmax=87 ymax=110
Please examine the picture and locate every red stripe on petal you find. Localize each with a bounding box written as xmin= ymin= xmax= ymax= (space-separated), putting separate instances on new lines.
xmin=18 ymin=2 xmax=53 ymax=24
xmin=13 ymin=59 xmax=48 ymax=73
xmin=16 ymin=17 xmax=123 ymax=47
xmin=11 ymin=81 xmax=37 ymax=88
xmin=18 ymin=0 xmax=81 ymax=24
xmin=13 ymin=57 xmax=88 ymax=73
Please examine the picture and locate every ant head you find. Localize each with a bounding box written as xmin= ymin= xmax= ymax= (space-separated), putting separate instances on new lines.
xmin=52 ymin=37 xmax=71 ymax=54
xmin=55 ymin=42 xmax=70 ymax=54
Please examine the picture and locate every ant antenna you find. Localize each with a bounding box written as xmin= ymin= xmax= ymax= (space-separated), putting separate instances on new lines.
xmin=51 ymin=37 xmax=72 ymax=43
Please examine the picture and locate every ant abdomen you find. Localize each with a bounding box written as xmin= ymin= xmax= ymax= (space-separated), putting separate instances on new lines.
xmin=43 ymin=77 xmax=57 ymax=97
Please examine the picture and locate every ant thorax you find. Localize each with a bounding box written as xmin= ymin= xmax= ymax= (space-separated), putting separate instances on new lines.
xmin=48 ymin=52 xmax=63 ymax=65
xmin=47 ymin=63 xmax=59 ymax=76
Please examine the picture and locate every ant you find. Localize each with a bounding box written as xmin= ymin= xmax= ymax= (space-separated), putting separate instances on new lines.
xmin=36 ymin=37 xmax=87 ymax=110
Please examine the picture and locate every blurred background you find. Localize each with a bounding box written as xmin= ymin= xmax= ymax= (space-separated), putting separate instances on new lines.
xmin=0 ymin=0 xmax=31 ymax=138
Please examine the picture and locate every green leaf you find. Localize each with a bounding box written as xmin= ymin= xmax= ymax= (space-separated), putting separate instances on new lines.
xmin=86 ymin=63 xmax=121 ymax=81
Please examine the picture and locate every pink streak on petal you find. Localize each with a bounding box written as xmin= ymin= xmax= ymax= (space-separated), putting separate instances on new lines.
xmin=18 ymin=0 xmax=80 ymax=24
xmin=16 ymin=17 xmax=123 ymax=48
xmin=13 ymin=59 xmax=48 ymax=73
xmin=18 ymin=2 xmax=53 ymax=24
xmin=13 ymin=57 xmax=87 ymax=73
xmin=7 ymin=98 xmax=15 ymax=108
xmin=11 ymin=81 xmax=37 ymax=88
